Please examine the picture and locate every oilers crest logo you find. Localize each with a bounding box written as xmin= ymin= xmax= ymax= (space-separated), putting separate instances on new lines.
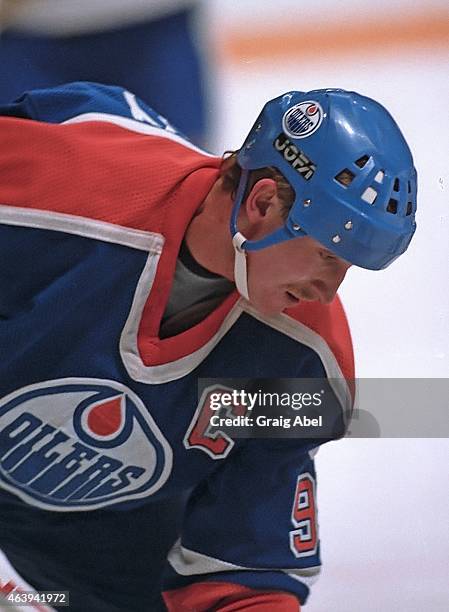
xmin=0 ymin=378 xmax=172 ymax=511
xmin=282 ymin=101 xmax=324 ymax=139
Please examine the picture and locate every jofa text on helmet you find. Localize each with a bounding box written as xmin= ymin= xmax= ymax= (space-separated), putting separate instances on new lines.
xmin=274 ymin=132 xmax=316 ymax=180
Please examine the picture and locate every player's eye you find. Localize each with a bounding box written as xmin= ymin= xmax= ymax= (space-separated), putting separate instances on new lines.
xmin=319 ymin=250 xmax=335 ymax=261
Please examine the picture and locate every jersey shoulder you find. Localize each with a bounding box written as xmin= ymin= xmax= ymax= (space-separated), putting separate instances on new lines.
xmin=0 ymin=82 xmax=219 ymax=232
xmin=0 ymin=81 xmax=177 ymax=131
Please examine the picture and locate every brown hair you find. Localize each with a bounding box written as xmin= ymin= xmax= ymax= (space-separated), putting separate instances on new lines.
xmin=220 ymin=151 xmax=295 ymax=220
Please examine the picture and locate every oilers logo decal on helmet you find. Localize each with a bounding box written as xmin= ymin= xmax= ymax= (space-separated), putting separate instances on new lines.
xmin=282 ymin=101 xmax=324 ymax=139
xmin=0 ymin=378 xmax=173 ymax=511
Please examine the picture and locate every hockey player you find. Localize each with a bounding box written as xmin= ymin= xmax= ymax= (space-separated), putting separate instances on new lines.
xmin=0 ymin=83 xmax=416 ymax=611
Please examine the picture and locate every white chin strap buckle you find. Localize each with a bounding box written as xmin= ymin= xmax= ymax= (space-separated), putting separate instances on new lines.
xmin=232 ymin=232 xmax=250 ymax=301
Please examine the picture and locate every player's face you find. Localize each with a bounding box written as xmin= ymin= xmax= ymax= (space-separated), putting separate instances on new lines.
xmin=246 ymin=235 xmax=351 ymax=315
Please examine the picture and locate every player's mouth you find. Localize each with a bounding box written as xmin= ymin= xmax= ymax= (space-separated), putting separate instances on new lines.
xmin=285 ymin=291 xmax=301 ymax=305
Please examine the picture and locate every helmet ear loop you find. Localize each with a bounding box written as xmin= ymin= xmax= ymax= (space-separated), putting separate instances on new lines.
xmin=230 ymin=169 xmax=251 ymax=300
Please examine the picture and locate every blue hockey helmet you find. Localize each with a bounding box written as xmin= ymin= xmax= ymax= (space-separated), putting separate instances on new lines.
xmin=230 ymin=89 xmax=417 ymax=272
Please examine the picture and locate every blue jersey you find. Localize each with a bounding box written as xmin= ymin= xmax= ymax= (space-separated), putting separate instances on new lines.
xmin=0 ymin=83 xmax=354 ymax=611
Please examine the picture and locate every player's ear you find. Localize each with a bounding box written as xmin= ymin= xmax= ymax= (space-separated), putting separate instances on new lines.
xmin=244 ymin=178 xmax=280 ymax=224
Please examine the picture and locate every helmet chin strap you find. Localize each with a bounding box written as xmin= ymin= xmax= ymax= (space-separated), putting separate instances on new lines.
xmin=232 ymin=232 xmax=250 ymax=300
xmin=230 ymin=169 xmax=251 ymax=301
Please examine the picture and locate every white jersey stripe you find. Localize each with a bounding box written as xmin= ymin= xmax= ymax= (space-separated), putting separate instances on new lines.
xmin=63 ymin=112 xmax=216 ymax=157
xmin=167 ymin=539 xmax=321 ymax=588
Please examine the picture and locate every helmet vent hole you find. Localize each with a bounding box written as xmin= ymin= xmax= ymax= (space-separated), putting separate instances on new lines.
xmin=361 ymin=186 xmax=377 ymax=205
xmin=335 ymin=169 xmax=355 ymax=186
xmin=374 ymin=170 xmax=385 ymax=184
xmin=355 ymin=155 xmax=370 ymax=168
xmin=387 ymin=198 xmax=398 ymax=214
xmin=408 ymin=181 xmax=412 ymax=193
xmin=393 ymin=178 xmax=400 ymax=192
xmin=406 ymin=201 xmax=413 ymax=216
